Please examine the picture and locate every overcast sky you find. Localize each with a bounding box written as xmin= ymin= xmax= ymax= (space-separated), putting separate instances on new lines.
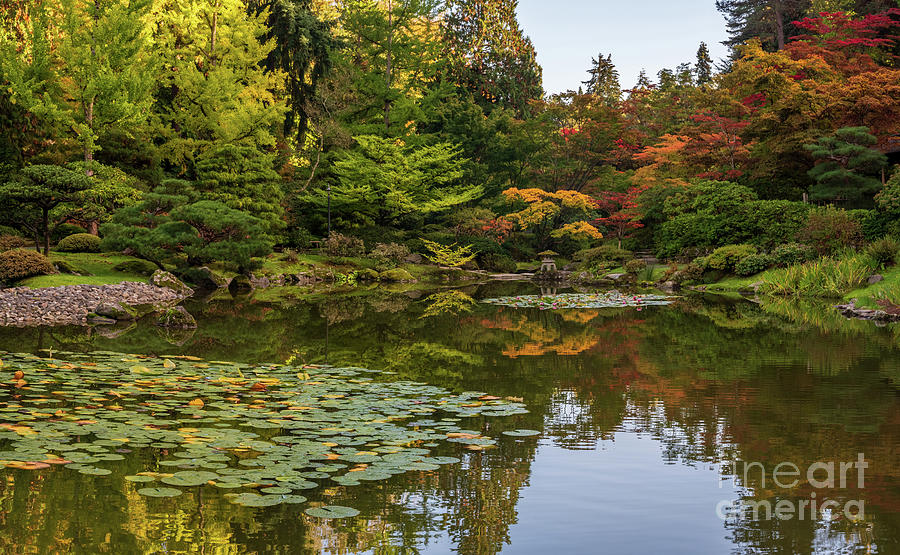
xmin=516 ymin=0 xmax=731 ymax=94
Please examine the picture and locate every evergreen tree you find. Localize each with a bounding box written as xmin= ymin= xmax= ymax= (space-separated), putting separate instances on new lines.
xmin=443 ymin=0 xmax=543 ymax=116
xmin=151 ymin=0 xmax=285 ymax=166
xmin=634 ymin=69 xmax=653 ymax=90
xmin=0 ymin=165 xmax=92 ymax=254
xmin=716 ymin=0 xmax=809 ymax=53
xmin=695 ymin=42 xmax=714 ymax=85
xmin=248 ymin=0 xmax=338 ymax=144
xmin=58 ymin=0 xmax=155 ymax=176
xmin=582 ymin=53 xmax=621 ymax=105
xmin=804 ymin=126 xmax=888 ymax=201
xmin=314 ymin=135 xmax=481 ymax=226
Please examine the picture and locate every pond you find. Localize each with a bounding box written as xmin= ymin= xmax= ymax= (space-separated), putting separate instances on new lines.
xmin=1 ymin=281 xmax=899 ymax=554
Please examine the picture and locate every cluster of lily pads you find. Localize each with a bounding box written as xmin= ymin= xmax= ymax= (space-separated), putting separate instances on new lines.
xmin=0 ymin=351 xmax=536 ymax=518
xmin=481 ymin=292 xmax=674 ymax=310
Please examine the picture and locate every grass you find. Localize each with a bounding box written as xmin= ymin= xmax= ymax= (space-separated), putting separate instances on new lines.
xmin=843 ymin=264 xmax=900 ymax=308
xmin=21 ymin=251 xmax=152 ymax=288
xmin=757 ymin=255 xmax=874 ymax=298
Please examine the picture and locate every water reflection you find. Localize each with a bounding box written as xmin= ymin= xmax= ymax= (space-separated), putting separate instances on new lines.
xmin=0 ymin=283 xmax=899 ymax=553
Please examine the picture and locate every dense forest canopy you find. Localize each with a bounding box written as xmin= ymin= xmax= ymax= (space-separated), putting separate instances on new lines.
xmin=1 ymin=0 xmax=900 ymax=273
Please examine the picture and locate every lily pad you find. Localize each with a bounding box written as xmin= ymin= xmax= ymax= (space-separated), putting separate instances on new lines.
xmin=502 ymin=429 xmax=541 ymax=437
xmin=137 ymin=487 xmax=183 ymax=498
xmin=304 ymin=505 xmax=360 ymax=519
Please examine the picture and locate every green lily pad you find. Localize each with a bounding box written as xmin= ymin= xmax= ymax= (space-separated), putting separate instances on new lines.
xmin=502 ymin=429 xmax=541 ymax=437
xmin=137 ymin=487 xmax=182 ymax=497
xmin=304 ymin=505 xmax=360 ymax=519
xmin=125 ymin=475 xmax=156 ymax=483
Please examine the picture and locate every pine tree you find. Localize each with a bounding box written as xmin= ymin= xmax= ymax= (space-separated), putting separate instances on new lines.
xmin=804 ymin=126 xmax=888 ymax=201
xmin=443 ymin=0 xmax=543 ymax=116
xmin=695 ymin=42 xmax=714 ymax=85
xmin=716 ymin=0 xmax=808 ymax=53
xmin=634 ymin=69 xmax=653 ymax=90
xmin=582 ymin=53 xmax=621 ymax=105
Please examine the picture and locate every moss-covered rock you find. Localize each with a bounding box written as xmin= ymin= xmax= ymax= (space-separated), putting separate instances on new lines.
xmin=229 ymin=274 xmax=254 ymax=294
xmin=113 ymin=259 xmax=158 ymax=276
xmin=94 ymin=301 xmax=139 ymax=321
xmin=178 ymin=266 xmax=230 ymax=290
xmin=156 ymin=306 xmax=197 ymax=329
xmin=358 ymin=268 xmax=381 ymax=282
xmin=150 ymin=270 xmax=194 ymax=297
xmin=378 ymin=268 xmax=415 ymax=282
xmin=54 ymin=259 xmax=86 ymax=275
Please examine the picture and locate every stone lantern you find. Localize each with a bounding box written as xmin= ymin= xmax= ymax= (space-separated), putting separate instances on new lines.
xmin=538 ymin=250 xmax=558 ymax=273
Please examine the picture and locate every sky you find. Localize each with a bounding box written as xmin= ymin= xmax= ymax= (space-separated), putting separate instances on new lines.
xmin=516 ymin=0 xmax=731 ymax=94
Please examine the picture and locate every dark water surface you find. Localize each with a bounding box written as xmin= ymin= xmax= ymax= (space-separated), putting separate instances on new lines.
xmin=1 ymin=281 xmax=898 ymax=554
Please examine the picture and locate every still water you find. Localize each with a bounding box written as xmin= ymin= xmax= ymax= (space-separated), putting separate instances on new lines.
xmin=0 ymin=281 xmax=898 ymax=554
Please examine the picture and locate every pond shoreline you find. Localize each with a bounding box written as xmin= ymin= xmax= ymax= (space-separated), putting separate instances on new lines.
xmin=0 ymin=281 xmax=190 ymax=327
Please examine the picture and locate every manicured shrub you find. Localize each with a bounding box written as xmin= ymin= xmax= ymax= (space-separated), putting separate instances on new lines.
xmin=56 ymin=233 xmax=101 ymax=253
xmin=771 ymin=243 xmax=817 ymax=268
xmin=675 ymin=263 xmax=704 ymax=284
xmin=796 ymin=206 xmax=863 ymax=255
xmin=706 ymin=244 xmax=757 ymax=272
xmin=324 ymin=232 xmax=365 ymax=257
xmin=575 ymin=245 xmax=632 ymax=264
xmin=284 ymin=227 xmax=315 ymax=250
xmin=369 ymin=242 xmax=411 ymax=269
xmin=0 ymin=235 xmax=26 ymax=252
xmin=865 ymin=236 xmax=900 ymax=268
xmin=0 ymin=249 xmax=55 ymax=282
xmin=735 ymin=254 xmax=774 ymax=276
xmin=624 ymin=259 xmax=647 ymax=275
xmin=51 ymin=223 xmax=86 ymax=243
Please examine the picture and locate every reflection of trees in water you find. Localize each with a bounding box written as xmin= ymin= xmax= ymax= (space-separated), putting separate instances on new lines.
xmin=5 ymin=288 xmax=900 ymax=553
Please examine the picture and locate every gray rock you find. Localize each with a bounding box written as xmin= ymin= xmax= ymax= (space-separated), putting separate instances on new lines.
xmin=86 ymin=313 xmax=117 ymax=325
xmin=658 ymin=280 xmax=680 ymax=293
xmin=151 ymin=270 xmax=194 ymax=297
xmin=868 ymin=274 xmax=884 ymax=285
xmin=156 ymin=306 xmax=197 ymax=329
xmin=605 ymin=273 xmax=626 ymax=281
xmin=404 ymin=253 xmax=424 ymax=264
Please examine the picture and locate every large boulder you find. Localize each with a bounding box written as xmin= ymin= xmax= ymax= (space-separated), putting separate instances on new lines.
xmin=179 ymin=266 xmax=230 ymax=290
xmin=156 ymin=306 xmax=197 ymax=329
xmin=357 ymin=268 xmax=380 ymax=282
xmin=868 ymin=274 xmax=884 ymax=285
xmin=151 ymin=270 xmax=194 ymax=297
xmin=379 ymin=268 xmax=415 ymax=283
xmin=94 ymin=301 xmax=138 ymax=321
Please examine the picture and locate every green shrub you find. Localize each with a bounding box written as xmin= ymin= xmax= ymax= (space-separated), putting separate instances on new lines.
xmin=706 ymin=244 xmax=757 ymax=272
xmin=369 ymin=242 xmax=411 ymax=269
xmin=624 ymin=259 xmax=647 ymax=275
xmin=113 ymin=259 xmax=159 ymax=276
xmin=51 ymin=224 xmax=86 ymax=243
xmin=0 ymin=235 xmax=26 ymax=252
xmin=796 ymin=206 xmax=863 ymax=255
xmin=0 ymin=249 xmax=55 ymax=282
xmin=284 ymin=227 xmax=315 ymax=250
xmin=771 ymin=243 xmax=817 ymax=267
xmin=864 ymin=236 xmax=900 ymax=268
xmin=324 ymin=232 xmax=364 ymax=257
xmin=735 ymin=254 xmax=774 ymax=276
xmin=481 ymin=253 xmax=516 ymax=273
xmin=56 ymin=233 xmax=102 ymax=253
xmin=675 ymin=263 xmax=704 ymax=284
xmin=575 ymin=245 xmax=632 ymax=265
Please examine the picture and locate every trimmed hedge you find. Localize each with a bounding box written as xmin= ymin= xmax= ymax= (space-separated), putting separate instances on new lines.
xmin=0 ymin=249 xmax=55 ymax=282
xmin=56 ymin=233 xmax=101 ymax=253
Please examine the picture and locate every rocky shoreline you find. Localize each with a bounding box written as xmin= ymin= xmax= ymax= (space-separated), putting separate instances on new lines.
xmin=0 ymin=279 xmax=191 ymax=327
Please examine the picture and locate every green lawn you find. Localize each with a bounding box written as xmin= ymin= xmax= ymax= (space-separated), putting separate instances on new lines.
xmin=21 ymin=252 xmax=152 ymax=288
xmin=842 ymin=265 xmax=900 ymax=308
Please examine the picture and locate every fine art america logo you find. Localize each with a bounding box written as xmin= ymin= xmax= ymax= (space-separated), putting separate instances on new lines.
xmin=716 ymin=453 xmax=868 ymax=521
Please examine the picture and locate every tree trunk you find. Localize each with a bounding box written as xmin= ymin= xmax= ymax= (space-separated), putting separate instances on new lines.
xmin=89 ymin=220 xmax=99 ymax=235
xmin=384 ymin=0 xmax=392 ymax=132
xmin=774 ymin=1 xmax=785 ymax=50
xmin=41 ymin=207 xmax=49 ymax=256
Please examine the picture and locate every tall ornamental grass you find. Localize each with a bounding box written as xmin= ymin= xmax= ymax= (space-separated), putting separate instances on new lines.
xmin=758 ymin=255 xmax=876 ymax=298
